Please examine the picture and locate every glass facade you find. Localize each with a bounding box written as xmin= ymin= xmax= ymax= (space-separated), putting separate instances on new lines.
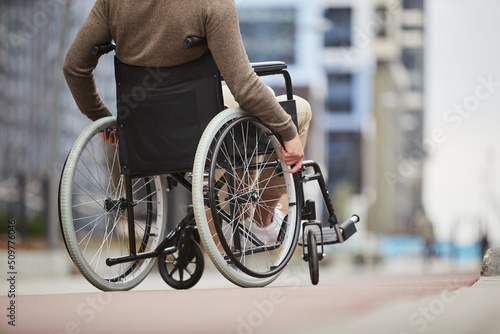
xmin=325 ymin=72 xmax=353 ymax=113
xmin=327 ymin=133 xmax=362 ymax=193
xmin=402 ymin=48 xmax=424 ymax=91
xmin=375 ymin=7 xmax=389 ymax=37
xmin=238 ymin=8 xmax=296 ymax=64
xmin=323 ymin=7 xmax=352 ymax=47
xmin=403 ymin=0 xmax=424 ymax=9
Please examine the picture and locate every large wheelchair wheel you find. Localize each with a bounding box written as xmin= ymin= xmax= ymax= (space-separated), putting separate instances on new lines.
xmin=192 ymin=108 xmax=301 ymax=287
xmin=59 ymin=117 xmax=168 ymax=291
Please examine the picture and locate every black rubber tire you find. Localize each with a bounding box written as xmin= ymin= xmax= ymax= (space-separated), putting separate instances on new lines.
xmin=307 ymin=229 xmax=319 ymax=285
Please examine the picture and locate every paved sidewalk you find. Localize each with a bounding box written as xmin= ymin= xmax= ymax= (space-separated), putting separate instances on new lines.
xmin=328 ymin=276 xmax=500 ymax=334
xmin=0 ymin=262 xmax=487 ymax=334
xmin=1 ymin=247 xmax=495 ymax=334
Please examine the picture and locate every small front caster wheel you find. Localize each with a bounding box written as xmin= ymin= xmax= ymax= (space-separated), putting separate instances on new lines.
xmin=158 ymin=238 xmax=204 ymax=290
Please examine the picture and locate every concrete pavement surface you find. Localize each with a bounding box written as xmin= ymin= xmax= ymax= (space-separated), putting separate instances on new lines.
xmin=0 ymin=249 xmax=498 ymax=334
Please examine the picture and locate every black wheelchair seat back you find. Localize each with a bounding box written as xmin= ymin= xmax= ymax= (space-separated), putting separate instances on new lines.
xmin=115 ymin=50 xmax=224 ymax=177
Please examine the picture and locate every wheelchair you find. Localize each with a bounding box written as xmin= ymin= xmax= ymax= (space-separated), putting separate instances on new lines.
xmin=58 ymin=37 xmax=359 ymax=291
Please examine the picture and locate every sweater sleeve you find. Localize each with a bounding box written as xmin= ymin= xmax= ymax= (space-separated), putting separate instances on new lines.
xmin=62 ymin=0 xmax=113 ymax=121
xmin=205 ymin=0 xmax=297 ymax=141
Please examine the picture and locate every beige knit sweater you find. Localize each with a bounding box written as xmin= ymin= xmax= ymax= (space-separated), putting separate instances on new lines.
xmin=63 ymin=0 xmax=297 ymax=141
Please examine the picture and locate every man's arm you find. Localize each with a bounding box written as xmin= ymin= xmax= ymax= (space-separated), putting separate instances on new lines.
xmin=62 ymin=0 xmax=113 ymax=122
xmin=204 ymin=0 xmax=298 ymax=143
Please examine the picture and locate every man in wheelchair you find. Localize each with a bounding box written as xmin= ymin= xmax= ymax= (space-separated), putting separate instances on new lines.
xmin=60 ymin=0 xmax=360 ymax=290
xmin=63 ymin=0 xmax=312 ymax=243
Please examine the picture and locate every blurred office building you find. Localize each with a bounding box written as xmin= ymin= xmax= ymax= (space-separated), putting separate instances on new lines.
xmin=364 ymin=0 xmax=425 ymax=235
xmin=0 ymin=0 xmax=113 ymax=246
xmin=238 ymin=0 xmax=426 ymax=238
xmin=237 ymin=0 xmax=374 ymax=224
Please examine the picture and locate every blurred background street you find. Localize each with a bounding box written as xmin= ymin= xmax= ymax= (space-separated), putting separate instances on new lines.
xmin=1 ymin=0 xmax=500 ymax=332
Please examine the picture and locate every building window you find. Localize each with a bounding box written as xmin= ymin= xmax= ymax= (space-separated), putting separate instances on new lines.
xmin=375 ymin=7 xmax=389 ymax=37
xmin=238 ymin=8 xmax=296 ymax=64
xmin=327 ymin=133 xmax=362 ymax=193
xmin=325 ymin=73 xmax=353 ymax=113
xmin=402 ymin=48 xmax=424 ymax=90
xmin=324 ymin=7 xmax=352 ymax=47
xmin=403 ymin=0 xmax=424 ymax=9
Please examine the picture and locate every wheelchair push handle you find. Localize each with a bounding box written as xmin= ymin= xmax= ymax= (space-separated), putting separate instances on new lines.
xmin=92 ymin=42 xmax=116 ymax=57
xmin=184 ymin=36 xmax=207 ymax=49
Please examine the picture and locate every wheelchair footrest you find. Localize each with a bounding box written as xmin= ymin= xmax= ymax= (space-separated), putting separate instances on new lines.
xmin=298 ymin=215 xmax=359 ymax=246
xmin=298 ymin=227 xmax=338 ymax=246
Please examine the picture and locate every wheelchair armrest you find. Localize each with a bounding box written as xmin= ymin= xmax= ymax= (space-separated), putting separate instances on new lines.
xmin=251 ymin=61 xmax=287 ymax=76
xmin=250 ymin=61 xmax=293 ymax=100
